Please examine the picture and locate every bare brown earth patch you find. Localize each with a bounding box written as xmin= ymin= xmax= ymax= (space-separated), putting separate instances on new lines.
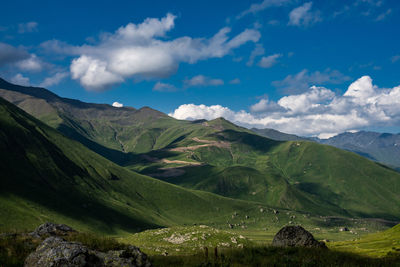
xmin=169 ymin=137 xmax=231 ymax=152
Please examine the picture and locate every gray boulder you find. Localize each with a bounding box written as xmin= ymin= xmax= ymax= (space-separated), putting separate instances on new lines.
xmin=24 ymin=236 xmax=151 ymax=267
xmin=29 ymin=222 xmax=76 ymax=238
xmin=272 ymin=226 xmax=327 ymax=249
xmin=99 ymin=246 xmax=151 ymax=267
xmin=24 ymin=237 xmax=93 ymax=266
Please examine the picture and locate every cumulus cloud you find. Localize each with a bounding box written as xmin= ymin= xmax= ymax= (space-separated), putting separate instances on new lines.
xmin=258 ymin=53 xmax=281 ymax=68
xmin=0 ymin=42 xmax=47 ymax=73
xmin=272 ymin=69 xmax=351 ymax=94
xmin=153 ymin=82 xmax=177 ymax=92
xmin=170 ymin=104 xmax=236 ymax=121
xmin=288 ymin=2 xmax=321 ymax=26
xmin=18 ymin=22 xmax=38 ymax=33
xmin=237 ymin=0 xmax=291 ymax=19
xmin=70 ymin=55 xmax=124 ymax=90
xmin=170 ymin=76 xmax=400 ymax=138
xmin=0 ymin=42 xmax=30 ymax=67
xmin=10 ymin=73 xmax=30 ymax=86
xmin=184 ymin=75 xmax=224 ymax=88
xmin=39 ymin=72 xmax=69 ymax=87
xmin=250 ymin=97 xmax=286 ymax=113
xmin=112 ymin=102 xmax=123 ymax=108
xmin=15 ymin=54 xmax=43 ymax=72
xmin=46 ymin=13 xmax=259 ymax=90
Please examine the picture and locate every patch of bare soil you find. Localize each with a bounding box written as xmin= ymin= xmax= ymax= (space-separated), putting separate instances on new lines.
xmin=169 ymin=137 xmax=230 ymax=152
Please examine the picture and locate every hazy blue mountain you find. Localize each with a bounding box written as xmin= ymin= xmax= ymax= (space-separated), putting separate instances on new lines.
xmin=251 ymin=128 xmax=308 ymax=141
xmin=317 ymin=131 xmax=400 ymax=170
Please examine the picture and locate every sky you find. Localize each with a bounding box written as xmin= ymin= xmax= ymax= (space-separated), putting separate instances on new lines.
xmin=1 ymin=0 xmax=400 ymax=138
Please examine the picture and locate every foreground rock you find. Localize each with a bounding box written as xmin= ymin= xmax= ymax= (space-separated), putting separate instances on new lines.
xmin=29 ymin=222 xmax=76 ymax=238
xmin=272 ymin=226 xmax=327 ymax=249
xmin=24 ymin=236 xmax=151 ymax=267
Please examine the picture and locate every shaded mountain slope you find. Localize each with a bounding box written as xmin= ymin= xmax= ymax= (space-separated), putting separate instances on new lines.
xmin=0 ymin=96 xmax=263 ymax=234
xmin=251 ymin=127 xmax=307 ymax=141
xmin=1 ymin=79 xmax=400 ymax=221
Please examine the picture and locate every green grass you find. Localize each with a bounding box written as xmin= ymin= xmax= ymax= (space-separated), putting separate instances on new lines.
xmin=330 ymin=224 xmax=400 ymax=257
xmin=118 ymin=225 xmax=253 ymax=256
xmin=150 ymin=246 xmax=400 ymax=267
xmin=0 ymin=97 xmax=274 ymax=234
xmin=2 ymin=81 xmax=400 ymax=223
xmin=3 ymin=225 xmax=400 ymax=267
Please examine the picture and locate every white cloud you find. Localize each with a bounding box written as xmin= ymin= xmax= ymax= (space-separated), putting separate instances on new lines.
xmin=18 ymin=22 xmax=38 ymax=33
xmin=258 ymin=53 xmax=282 ymax=68
xmin=229 ymin=78 xmax=241 ymax=84
xmin=10 ymin=73 xmax=30 ymax=86
xmin=170 ymin=76 xmax=400 ymax=138
xmin=272 ymin=69 xmax=351 ymax=94
xmin=237 ymin=0 xmax=290 ymax=19
xmin=153 ymin=82 xmax=177 ymax=92
xmin=39 ymin=72 xmax=69 ymax=87
xmin=184 ymin=75 xmax=224 ymax=88
xmin=0 ymin=42 xmax=30 ymax=67
xmin=246 ymin=44 xmax=265 ymax=66
xmin=112 ymin=102 xmax=123 ymax=108
xmin=70 ymin=55 xmax=124 ymax=90
xmin=0 ymin=42 xmax=47 ymax=74
xmin=250 ymin=97 xmax=285 ymax=113
xmin=288 ymin=2 xmax=321 ymax=26
xmin=15 ymin=54 xmax=43 ymax=72
xmin=170 ymin=104 xmax=236 ymax=121
xmin=48 ymin=13 xmax=259 ymax=91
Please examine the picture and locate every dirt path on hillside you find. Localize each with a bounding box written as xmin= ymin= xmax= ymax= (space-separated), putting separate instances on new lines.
xmin=161 ymin=159 xmax=202 ymax=165
xmin=141 ymin=154 xmax=202 ymax=166
xmin=169 ymin=137 xmax=231 ymax=152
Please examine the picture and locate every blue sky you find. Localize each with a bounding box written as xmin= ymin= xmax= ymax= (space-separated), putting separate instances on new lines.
xmin=1 ymin=0 xmax=400 ymax=137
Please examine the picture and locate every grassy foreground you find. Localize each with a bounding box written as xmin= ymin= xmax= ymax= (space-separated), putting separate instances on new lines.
xmin=330 ymin=223 xmax=400 ymax=257
xmin=1 ymin=230 xmax=400 ymax=267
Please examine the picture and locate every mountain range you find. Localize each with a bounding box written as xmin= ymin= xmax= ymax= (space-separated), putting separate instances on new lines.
xmin=252 ymin=126 xmax=400 ymax=171
xmin=1 ymin=78 xmax=400 ymax=234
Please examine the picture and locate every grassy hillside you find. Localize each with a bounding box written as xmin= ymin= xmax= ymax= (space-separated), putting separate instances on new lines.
xmin=140 ymin=128 xmax=400 ymax=220
xmin=0 ymin=96 xmax=274 ymax=234
xmin=318 ymin=131 xmax=400 ymax=170
xmin=330 ymin=223 xmax=400 ymax=257
xmin=1 ymin=78 xmax=400 ymax=222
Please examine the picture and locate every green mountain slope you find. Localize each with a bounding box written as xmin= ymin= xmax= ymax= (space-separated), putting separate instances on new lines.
xmin=152 ymin=129 xmax=400 ymax=219
xmin=1 ymin=78 xmax=400 ymax=221
xmin=0 ymin=96 xmax=266 ymax=234
xmin=318 ymin=131 xmax=400 ymax=170
xmin=331 ymin=223 xmax=400 ymax=257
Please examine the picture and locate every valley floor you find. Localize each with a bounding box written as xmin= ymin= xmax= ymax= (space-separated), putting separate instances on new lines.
xmin=1 ymin=224 xmax=400 ymax=266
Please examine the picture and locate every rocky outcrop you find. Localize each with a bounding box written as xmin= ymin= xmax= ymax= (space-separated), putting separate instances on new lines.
xmin=272 ymin=226 xmax=327 ymax=249
xmin=24 ymin=236 xmax=151 ymax=267
xmin=29 ymin=222 xmax=76 ymax=238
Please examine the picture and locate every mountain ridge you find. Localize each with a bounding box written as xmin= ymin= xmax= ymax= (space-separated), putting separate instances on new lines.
xmin=1 ymin=78 xmax=400 ymax=222
xmin=0 ymin=95 xmax=268 ymax=234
